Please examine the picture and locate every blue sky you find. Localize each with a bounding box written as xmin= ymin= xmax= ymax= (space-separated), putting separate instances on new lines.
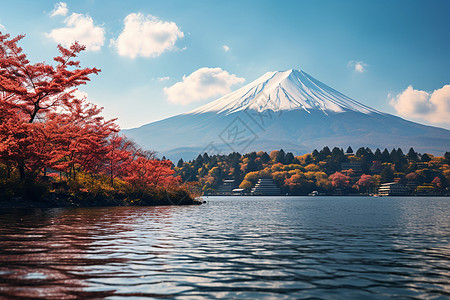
xmin=1 ymin=0 xmax=449 ymax=129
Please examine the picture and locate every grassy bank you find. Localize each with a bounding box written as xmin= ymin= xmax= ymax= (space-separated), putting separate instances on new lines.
xmin=0 ymin=177 xmax=202 ymax=209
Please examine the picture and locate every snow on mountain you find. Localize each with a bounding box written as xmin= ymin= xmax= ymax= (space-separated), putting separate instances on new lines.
xmin=123 ymin=69 xmax=450 ymax=161
xmin=189 ymin=69 xmax=380 ymax=115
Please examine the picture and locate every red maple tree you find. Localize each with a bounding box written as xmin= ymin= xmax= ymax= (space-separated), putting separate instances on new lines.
xmin=48 ymin=98 xmax=119 ymax=179
xmin=0 ymin=32 xmax=101 ymax=179
xmin=0 ymin=31 xmax=181 ymax=197
xmin=124 ymin=152 xmax=180 ymax=190
xmin=103 ymin=134 xmax=135 ymax=187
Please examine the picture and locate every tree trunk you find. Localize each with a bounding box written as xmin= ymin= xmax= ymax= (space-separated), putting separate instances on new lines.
xmin=110 ymin=157 xmax=114 ymax=188
xmin=6 ymin=161 xmax=11 ymax=179
xmin=110 ymin=171 xmax=114 ymax=188
xmin=18 ymin=162 xmax=25 ymax=181
xmin=29 ymin=102 xmax=39 ymax=124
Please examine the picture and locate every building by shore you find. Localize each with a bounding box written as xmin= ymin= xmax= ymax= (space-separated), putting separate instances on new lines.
xmin=378 ymin=182 xmax=408 ymax=196
xmin=251 ymin=178 xmax=281 ymax=196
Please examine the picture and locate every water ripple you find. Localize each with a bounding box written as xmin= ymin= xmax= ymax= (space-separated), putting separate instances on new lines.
xmin=0 ymin=197 xmax=449 ymax=299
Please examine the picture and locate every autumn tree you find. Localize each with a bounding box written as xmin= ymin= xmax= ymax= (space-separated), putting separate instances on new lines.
xmin=125 ymin=155 xmax=180 ymax=190
xmin=268 ymin=150 xmax=276 ymax=161
xmin=285 ymin=173 xmax=314 ymax=194
xmin=405 ymin=172 xmax=418 ymax=182
xmin=243 ymin=171 xmax=258 ymax=185
xmin=431 ymin=177 xmax=441 ymax=188
xmin=0 ymin=32 xmax=101 ymax=180
xmin=305 ymin=164 xmax=320 ymax=172
xmin=0 ymin=30 xmax=187 ymax=204
xmin=102 ymin=134 xmax=135 ymax=187
xmin=329 ymin=172 xmax=350 ymax=187
xmin=50 ymin=98 xmax=118 ymax=179
xmin=239 ymin=180 xmax=253 ymax=190
xmin=356 ymin=174 xmax=373 ymax=193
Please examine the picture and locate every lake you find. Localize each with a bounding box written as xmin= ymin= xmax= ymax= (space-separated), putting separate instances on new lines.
xmin=0 ymin=196 xmax=449 ymax=299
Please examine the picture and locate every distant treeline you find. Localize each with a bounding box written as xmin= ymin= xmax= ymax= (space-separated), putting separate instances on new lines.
xmin=175 ymin=147 xmax=450 ymax=195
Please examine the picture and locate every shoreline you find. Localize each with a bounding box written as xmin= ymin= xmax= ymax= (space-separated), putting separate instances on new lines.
xmin=0 ymin=191 xmax=203 ymax=209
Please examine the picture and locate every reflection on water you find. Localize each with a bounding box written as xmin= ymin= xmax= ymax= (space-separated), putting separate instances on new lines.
xmin=0 ymin=197 xmax=449 ymax=299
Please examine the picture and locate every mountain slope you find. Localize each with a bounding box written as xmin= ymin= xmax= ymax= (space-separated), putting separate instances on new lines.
xmin=190 ymin=69 xmax=379 ymax=115
xmin=123 ymin=69 xmax=450 ymax=160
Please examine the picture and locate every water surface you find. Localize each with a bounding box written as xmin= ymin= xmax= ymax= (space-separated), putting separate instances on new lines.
xmin=0 ymin=196 xmax=449 ymax=299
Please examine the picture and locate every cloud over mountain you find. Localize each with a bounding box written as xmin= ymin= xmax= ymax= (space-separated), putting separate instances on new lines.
xmin=390 ymin=85 xmax=450 ymax=124
xmin=164 ymin=67 xmax=245 ymax=105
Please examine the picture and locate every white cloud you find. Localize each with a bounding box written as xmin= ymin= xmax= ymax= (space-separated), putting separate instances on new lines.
xmin=348 ymin=60 xmax=367 ymax=73
xmin=47 ymin=13 xmax=105 ymax=51
xmin=111 ymin=13 xmax=184 ymax=59
xmin=51 ymin=2 xmax=68 ymax=17
xmin=157 ymin=76 xmax=170 ymax=82
xmin=0 ymin=24 xmax=6 ymax=32
xmin=389 ymin=84 xmax=450 ymax=124
xmin=223 ymin=45 xmax=230 ymax=52
xmin=164 ymin=67 xmax=245 ymax=105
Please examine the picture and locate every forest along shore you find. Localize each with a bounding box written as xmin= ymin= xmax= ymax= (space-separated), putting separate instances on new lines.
xmin=0 ymin=32 xmax=199 ymax=206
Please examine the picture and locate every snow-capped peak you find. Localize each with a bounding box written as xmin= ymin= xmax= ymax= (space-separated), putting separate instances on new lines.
xmin=189 ymin=69 xmax=380 ymax=115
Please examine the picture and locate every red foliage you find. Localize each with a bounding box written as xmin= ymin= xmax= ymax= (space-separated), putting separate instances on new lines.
xmin=330 ymin=172 xmax=350 ymax=187
xmin=50 ymin=99 xmax=118 ymax=177
xmin=0 ymin=31 xmax=181 ymax=192
xmin=0 ymin=33 xmax=100 ymax=124
xmin=125 ymin=156 xmax=180 ymax=189
xmin=432 ymin=177 xmax=441 ymax=187
xmin=405 ymin=172 xmax=418 ymax=181
xmin=0 ymin=32 xmax=101 ymax=179
xmin=103 ymin=134 xmax=135 ymax=186
xmin=356 ymin=174 xmax=373 ymax=188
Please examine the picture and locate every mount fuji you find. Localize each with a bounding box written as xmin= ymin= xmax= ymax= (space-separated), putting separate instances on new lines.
xmin=123 ymin=69 xmax=450 ymax=160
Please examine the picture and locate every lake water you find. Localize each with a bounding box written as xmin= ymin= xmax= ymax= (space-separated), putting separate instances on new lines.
xmin=0 ymin=196 xmax=449 ymax=299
